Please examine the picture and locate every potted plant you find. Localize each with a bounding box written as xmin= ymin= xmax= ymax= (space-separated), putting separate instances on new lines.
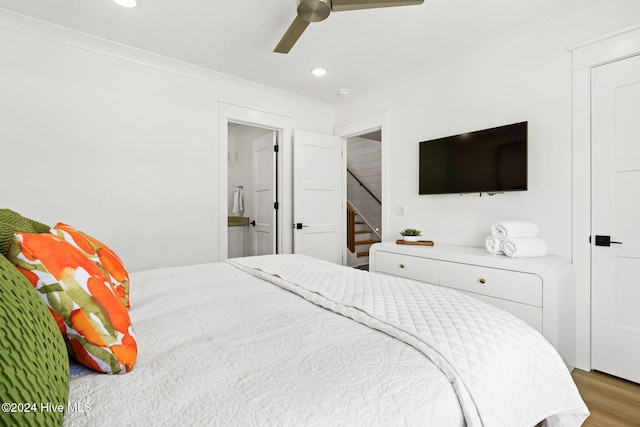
xmin=400 ymin=228 xmax=422 ymax=242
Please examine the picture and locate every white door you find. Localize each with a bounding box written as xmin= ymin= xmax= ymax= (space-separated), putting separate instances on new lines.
xmin=591 ymin=54 xmax=640 ymax=383
xmin=252 ymin=132 xmax=277 ymax=256
xmin=293 ymin=130 xmax=344 ymax=264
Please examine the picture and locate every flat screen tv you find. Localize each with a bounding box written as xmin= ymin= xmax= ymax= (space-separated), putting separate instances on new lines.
xmin=419 ymin=121 xmax=528 ymax=195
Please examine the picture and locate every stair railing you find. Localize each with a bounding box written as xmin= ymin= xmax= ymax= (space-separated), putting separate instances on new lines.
xmin=347 ymin=168 xmax=381 ymax=205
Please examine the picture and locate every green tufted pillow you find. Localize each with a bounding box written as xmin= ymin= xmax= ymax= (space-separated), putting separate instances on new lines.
xmin=0 ymin=253 xmax=69 ymax=426
xmin=0 ymin=209 xmax=51 ymax=255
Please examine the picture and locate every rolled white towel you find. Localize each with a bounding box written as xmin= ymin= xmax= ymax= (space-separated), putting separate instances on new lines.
xmin=485 ymin=236 xmax=504 ymax=255
xmin=501 ymin=237 xmax=548 ymax=258
xmin=491 ymin=220 xmax=539 ymax=239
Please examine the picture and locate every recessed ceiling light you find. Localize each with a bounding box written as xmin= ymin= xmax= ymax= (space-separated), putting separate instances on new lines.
xmin=311 ymin=68 xmax=327 ymax=77
xmin=114 ymin=0 xmax=137 ymax=8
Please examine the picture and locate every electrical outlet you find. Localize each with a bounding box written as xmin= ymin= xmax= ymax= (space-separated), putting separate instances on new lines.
xmin=396 ymin=205 xmax=406 ymax=216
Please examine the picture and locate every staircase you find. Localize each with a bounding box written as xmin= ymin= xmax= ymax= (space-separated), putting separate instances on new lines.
xmin=346 ymin=134 xmax=381 ymax=269
xmin=347 ymin=202 xmax=380 ymax=268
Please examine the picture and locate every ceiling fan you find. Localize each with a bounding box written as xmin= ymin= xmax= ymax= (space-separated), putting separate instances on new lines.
xmin=274 ymin=0 xmax=424 ymax=54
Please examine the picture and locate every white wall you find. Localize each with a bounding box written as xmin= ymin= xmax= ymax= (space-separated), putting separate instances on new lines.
xmin=336 ymin=0 xmax=640 ymax=260
xmin=0 ymin=11 xmax=334 ymax=272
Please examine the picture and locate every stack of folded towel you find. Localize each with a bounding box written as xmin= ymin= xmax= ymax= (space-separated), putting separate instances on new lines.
xmin=486 ymin=220 xmax=548 ymax=258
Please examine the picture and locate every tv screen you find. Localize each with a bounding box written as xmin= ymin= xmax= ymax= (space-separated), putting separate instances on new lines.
xmin=419 ymin=121 xmax=528 ymax=195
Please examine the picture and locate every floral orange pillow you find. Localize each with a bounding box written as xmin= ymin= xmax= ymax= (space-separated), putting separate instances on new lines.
xmin=51 ymin=223 xmax=130 ymax=310
xmin=7 ymin=232 xmax=137 ymax=374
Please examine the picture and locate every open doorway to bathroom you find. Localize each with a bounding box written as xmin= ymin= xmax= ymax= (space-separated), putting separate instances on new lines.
xmin=227 ymin=122 xmax=278 ymax=258
xmin=346 ymin=129 xmax=382 ymax=269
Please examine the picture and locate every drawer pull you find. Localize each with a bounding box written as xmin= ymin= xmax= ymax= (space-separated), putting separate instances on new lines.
xmin=479 ymin=277 xmax=486 ymax=284
xmin=399 ymin=264 xmax=405 ymax=269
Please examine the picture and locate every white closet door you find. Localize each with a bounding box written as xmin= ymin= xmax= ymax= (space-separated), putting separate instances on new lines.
xmin=591 ymin=54 xmax=640 ymax=383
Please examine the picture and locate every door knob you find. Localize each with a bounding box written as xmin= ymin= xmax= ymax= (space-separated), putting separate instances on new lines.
xmin=294 ymin=223 xmax=309 ymax=229
xmin=594 ymin=235 xmax=622 ymax=247
xmin=250 ymin=220 xmax=256 ymax=226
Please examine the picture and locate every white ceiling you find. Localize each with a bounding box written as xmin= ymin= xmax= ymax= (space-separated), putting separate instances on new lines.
xmin=0 ymin=0 xmax=587 ymax=105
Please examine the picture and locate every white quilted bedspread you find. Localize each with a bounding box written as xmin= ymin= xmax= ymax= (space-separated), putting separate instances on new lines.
xmin=227 ymin=254 xmax=589 ymax=427
xmin=65 ymin=260 xmax=464 ymax=426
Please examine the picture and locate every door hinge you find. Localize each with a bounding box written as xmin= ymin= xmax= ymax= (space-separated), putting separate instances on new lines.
xmin=274 ymin=144 xmax=279 ymax=152
xmin=274 ymin=202 xmax=279 ymax=210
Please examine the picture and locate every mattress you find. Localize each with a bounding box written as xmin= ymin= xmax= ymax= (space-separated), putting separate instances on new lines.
xmin=65 ymin=260 xmax=465 ymax=426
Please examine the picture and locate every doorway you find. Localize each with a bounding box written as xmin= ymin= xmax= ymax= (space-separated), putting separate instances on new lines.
xmin=345 ymin=129 xmax=382 ymax=268
xmin=227 ymin=122 xmax=278 ymax=258
xmin=335 ymin=110 xmax=389 ymax=269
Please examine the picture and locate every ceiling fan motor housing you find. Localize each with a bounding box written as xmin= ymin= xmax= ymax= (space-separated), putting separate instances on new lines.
xmin=298 ymin=0 xmax=331 ymax=22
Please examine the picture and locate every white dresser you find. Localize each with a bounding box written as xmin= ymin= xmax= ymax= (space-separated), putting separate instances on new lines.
xmin=369 ymin=242 xmax=576 ymax=367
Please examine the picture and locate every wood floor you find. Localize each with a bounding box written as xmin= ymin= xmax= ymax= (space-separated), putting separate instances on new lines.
xmin=571 ymin=368 xmax=640 ymax=426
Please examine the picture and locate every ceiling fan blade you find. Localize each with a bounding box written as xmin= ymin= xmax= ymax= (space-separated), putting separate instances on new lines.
xmin=274 ymin=16 xmax=311 ymax=54
xmin=331 ymin=0 xmax=423 ymax=12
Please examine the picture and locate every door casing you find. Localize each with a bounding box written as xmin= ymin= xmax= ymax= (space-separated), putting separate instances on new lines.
xmin=219 ymin=101 xmax=291 ymax=260
xmin=570 ymin=24 xmax=640 ymax=371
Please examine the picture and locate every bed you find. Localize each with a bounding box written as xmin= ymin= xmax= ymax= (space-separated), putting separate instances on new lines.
xmin=63 ymin=254 xmax=588 ymax=427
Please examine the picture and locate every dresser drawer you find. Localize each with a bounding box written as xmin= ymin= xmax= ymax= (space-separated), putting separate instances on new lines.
xmin=374 ymin=251 xmax=439 ymax=284
xmin=456 ymin=290 xmax=543 ymax=333
xmin=439 ymin=261 xmax=542 ymax=307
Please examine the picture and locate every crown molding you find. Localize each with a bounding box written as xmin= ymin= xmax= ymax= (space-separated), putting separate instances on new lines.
xmin=336 ymin=0 xmax=637 ymax=115
xmin=0 ymin=8 xmax=333 ymax=114
xmin=569 ymin=22 xmax=640 ymax=70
